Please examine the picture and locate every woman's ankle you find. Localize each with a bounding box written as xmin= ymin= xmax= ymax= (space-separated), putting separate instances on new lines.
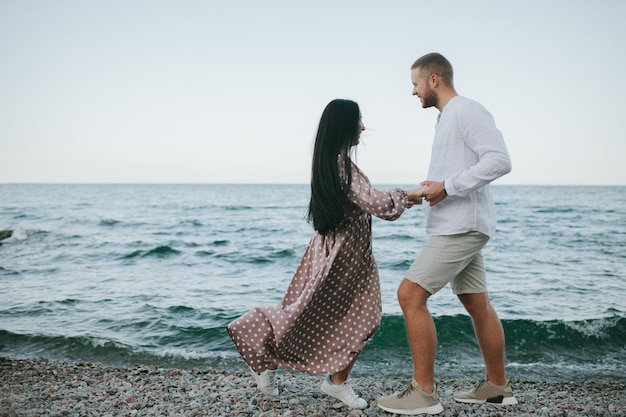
xmin=330 ymin=374 xmax=347 ymax=385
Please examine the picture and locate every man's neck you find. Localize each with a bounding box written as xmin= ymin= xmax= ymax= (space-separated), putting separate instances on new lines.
xmin=436 ymin=90 xmax=458 ymax=112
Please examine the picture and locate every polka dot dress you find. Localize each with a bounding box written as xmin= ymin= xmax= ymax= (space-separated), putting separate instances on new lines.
xmin=227 ymin=161 xmax=409 ymax=375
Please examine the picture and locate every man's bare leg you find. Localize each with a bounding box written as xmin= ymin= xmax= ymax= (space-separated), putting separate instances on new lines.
xmin=458 ymin=292 xmax=507 ymax=385
xmin=397 ymin=278 xmax=437 ymax=392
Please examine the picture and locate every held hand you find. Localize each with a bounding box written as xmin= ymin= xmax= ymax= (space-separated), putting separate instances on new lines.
xmin=406 ymin=186 xmax=426 ymax=205
xmin=420 ymin=180 xmax=447 ymax=206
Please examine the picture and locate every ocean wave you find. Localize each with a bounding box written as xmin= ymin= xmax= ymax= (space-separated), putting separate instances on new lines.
xmin=2 ymin=313 xmax=625 ymax=381
xmin=99 ymin=219 xmax=121 ymax=226
xmin=121 ymin=246 xmax=182 ymax=259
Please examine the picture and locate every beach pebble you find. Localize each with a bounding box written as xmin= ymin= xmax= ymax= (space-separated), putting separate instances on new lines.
xmin=1 ymin=358 xmax=625 ymax=417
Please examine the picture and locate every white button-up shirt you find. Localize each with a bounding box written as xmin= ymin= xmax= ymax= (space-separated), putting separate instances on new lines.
xmin=424 ymin=96 xmax=511 ymax=237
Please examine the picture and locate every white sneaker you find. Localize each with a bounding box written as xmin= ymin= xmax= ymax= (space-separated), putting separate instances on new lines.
xmin=320 ymin=375 xmax=367 ymax=409
xmin=249 ymin=367 xmax=279 ymax=396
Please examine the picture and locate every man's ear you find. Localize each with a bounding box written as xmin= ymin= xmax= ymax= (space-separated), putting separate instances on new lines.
xmin=429 ymin=73 xmax=440 ymax=87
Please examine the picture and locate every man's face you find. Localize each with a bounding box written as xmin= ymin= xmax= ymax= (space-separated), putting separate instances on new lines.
xmin=411 ymin=68 xmax=438 ymax=109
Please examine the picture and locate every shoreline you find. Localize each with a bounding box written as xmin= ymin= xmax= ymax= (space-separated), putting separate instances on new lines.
xmin=1 ymin=357 xmax=624 ymax=416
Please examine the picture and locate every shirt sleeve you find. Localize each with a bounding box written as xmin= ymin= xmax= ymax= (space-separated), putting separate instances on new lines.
xmin=445 ymin=101 xmax=512 ymax=197
xmin=347 ymin=163 xmax=408 ymax=221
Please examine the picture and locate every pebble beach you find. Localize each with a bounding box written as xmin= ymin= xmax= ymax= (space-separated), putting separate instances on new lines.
xmin=1 ymin=357 xmax=624 ymax=417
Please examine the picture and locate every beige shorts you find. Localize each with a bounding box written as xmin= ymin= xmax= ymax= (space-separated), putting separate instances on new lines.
xmin=405 ymin=231 xmax=490 ymax=295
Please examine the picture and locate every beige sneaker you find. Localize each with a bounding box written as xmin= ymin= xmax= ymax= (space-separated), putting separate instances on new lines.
xmin=376 ymin=379 xmax=443 ymax=415
xmin=453 ymin=378 xmax=518 ymax=405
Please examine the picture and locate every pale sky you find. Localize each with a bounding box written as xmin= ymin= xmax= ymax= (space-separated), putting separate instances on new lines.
xmin=1 ymin=0 xmax=625 ymax=185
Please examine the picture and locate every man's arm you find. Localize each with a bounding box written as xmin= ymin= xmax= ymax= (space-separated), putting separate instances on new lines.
xmin=445 ymin=101 xmax=511 ymax=197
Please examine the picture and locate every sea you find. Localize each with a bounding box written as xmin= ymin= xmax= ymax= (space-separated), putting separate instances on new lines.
xmin=1 ymin=184 xmax=625 ymax=383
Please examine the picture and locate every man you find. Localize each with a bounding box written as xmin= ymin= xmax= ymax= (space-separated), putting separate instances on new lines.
xmin=376 ymin=52 xmax=517 ymax=415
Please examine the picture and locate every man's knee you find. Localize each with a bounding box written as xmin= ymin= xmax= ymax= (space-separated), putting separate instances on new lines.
xmin=458 ymin=292 xmax=491 ymax=316
xmin=397 ymin=279 xmax=429 ymax=309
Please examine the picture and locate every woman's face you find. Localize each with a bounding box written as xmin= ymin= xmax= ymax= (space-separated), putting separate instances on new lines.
xmin=354 ymin=115 xmax=365 ymax=145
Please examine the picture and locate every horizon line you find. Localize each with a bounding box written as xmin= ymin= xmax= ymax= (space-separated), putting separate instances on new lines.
xmin=1 ymin=182 xmax=625 ymax=187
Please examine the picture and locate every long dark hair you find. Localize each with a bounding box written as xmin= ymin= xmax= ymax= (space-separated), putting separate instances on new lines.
xmin=306 ymin=99 xmax=361 ymax=235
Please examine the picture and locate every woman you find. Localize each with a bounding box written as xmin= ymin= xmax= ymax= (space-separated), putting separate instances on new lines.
xmin=227 ymin=99 xmax=424 ymax=409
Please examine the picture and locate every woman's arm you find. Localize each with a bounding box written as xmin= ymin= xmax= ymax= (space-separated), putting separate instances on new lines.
xmin=347 ymin=164 xmax=423 ymax=221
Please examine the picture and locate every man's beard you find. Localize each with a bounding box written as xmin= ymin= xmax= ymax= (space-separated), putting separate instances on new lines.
xmin=421 ymin=89 xmax=439 ymax=109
